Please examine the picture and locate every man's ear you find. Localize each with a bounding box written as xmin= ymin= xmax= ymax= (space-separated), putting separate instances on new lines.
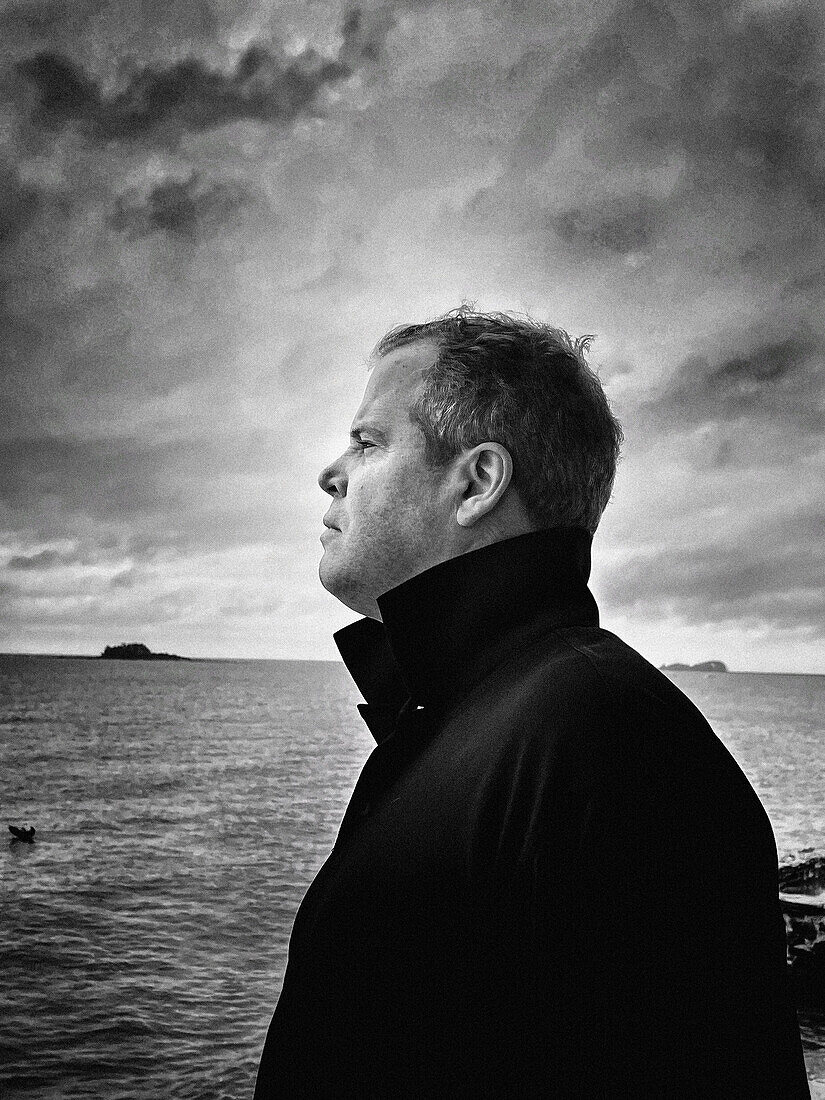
xmin=455 ymin=443 xmax=515 ymax=528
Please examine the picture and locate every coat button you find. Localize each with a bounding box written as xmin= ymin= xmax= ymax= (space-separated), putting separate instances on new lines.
xmin=360 ymin=802 xmax=371 ymax=817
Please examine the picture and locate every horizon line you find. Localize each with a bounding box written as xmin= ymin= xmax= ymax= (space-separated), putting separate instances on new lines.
xmin=0 ymin=651 xmax=823 ymax=677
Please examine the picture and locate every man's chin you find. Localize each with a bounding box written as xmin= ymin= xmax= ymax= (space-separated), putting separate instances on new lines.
xmin=318 ymin=558 xmax=378 ymax=619
xmin=318 ymin=555 xmax=352 ymax=605
xmin=318 ymin=553 xmax=338 ymax=597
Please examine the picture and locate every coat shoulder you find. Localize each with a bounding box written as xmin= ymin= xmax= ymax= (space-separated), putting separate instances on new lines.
xmin=473 ymin=624 xmax=772 ymax=843
xmin=485 ymin=623 xmax=708 ymax=739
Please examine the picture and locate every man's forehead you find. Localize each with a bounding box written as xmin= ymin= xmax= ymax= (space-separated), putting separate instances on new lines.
xmin=356 ymin=338 xmax=439 ymax=416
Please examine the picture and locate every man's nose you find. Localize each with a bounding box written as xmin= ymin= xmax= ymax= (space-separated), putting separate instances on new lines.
xmin=318 ymin=454 xmax=347 ymax=497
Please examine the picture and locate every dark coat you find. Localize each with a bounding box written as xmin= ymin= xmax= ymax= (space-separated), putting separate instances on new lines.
xmin=255 ymin=528 xmax=808 ymax=1098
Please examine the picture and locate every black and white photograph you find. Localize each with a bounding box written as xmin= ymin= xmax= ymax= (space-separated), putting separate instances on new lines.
xmin=1 ymin=0 xmax=824 ymax=1095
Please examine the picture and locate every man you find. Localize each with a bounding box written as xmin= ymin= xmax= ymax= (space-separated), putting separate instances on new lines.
xmin=255 ymin=309 xmax=808 ymax=1097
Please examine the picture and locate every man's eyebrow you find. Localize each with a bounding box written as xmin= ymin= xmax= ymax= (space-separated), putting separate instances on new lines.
xmin=350 ymin=425 xmax=388 ymax=443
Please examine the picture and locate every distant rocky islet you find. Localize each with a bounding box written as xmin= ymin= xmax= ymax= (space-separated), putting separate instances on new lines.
xmin=99 ymin=643 xmax=188 ymax=661
xmin=660 ymin=660 xmax=728 ymax=673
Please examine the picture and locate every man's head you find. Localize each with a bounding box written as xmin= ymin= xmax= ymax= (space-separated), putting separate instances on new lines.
xmin=318 ymin=307 xmax=622 ymax=619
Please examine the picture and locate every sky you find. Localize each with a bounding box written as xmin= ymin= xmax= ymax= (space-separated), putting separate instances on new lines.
xmin=1 ymin=0 xmax=823 ymax=672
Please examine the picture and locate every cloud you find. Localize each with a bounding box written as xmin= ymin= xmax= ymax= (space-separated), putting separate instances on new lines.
xmin=14 ymin=9 xmax=386 ymax=147
xmin=475 ymin=0 xmax=825 ymax=284
xmin=0 ymin=0 xmax=222 ymax=57
xmin=599 ymin=509 xmax=825 ymax=636
xmin=0 ymin=425 xmax=320 ymax=559
xmin=111 ymin=172 xmax=253 ymax=237
xmin=642 ymin=321 xmax=824 ymax=435
xmin=110 ymin=565 xmax=139 ymax=589
xmin=551 ymin=193 xmax=667 ymax=256
xmin=15 ymin=50 xmax=99 ymax=130
xmin=531 ymin=0 xmax=823 ymax=197
xmin=0 ymin=163 xmax=42 ymax=246
xmin=679 ymin=3 xmax=824 ymax=207
xmin=0 ymin=434 xmax=187 ymax=524
xmin=6 ymin=546 xmax=78 ymax=571
xmin=339 ymin=6 xmax=396 ymax=66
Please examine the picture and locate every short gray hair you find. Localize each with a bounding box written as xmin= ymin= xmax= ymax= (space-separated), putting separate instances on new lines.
xmin=374 ymin=307 xmax=622 ymax=535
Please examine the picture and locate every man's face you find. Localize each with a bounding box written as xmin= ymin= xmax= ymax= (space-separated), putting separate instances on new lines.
xmin=318 ymin=339 xmax=457 ymax=619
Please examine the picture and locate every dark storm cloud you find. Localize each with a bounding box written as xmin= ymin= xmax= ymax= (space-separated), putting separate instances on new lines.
xmin=339 ymin=6 xmax=395 ymax=65
xmin=16 ymin=45 xmax=345 ymax=142
xmin=644 ymin=326 xmax=824 ymax=434
xmin=551 ymin=193 xmax=666 ymax=255
xmin=601 ymin=510 xmax=825 ymax=635
xmin=0 ymin=163 xmax=41 ymax=245
xmin=6 ymin=547 xmax=78 ymax=571
xmin=14 ymin=8 xmax=387 ymax=147
xmin=111 ymin=172 xmax=252 ymax=237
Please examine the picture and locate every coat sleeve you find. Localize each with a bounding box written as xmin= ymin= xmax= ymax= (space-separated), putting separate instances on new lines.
xmin=523 ymin=695 xmax=810 ymax=1099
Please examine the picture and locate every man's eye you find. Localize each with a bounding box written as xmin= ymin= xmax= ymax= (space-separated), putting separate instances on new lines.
xmin=355 ymin=439 xmax=375 ymax=449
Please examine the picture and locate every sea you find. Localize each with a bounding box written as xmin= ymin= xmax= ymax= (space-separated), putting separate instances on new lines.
xmin=1 ymin=655 xmax=824 ymax=1099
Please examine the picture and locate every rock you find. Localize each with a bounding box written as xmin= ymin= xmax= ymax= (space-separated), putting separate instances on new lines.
xmin=780 ymin=856 xmax=825 ymax=1007
xmin=99 ymin=643 xmax=187 ymax=660
xmin=660 ymin=660 xmax=728 ymax=672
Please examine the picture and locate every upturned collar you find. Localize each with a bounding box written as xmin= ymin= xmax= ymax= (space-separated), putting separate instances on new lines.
xmin=334 ymin=527 xmax=599 ymax=742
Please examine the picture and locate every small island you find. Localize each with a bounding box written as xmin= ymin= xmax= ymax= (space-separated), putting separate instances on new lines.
xmin=660 ymin=660 xmax=728 ymax=673
xmin=99 ymin=643 xmax=189 ymax=661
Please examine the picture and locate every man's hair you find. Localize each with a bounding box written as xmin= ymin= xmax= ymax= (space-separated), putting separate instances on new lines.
xmin=374 ymin=307 xmax=623 ymax=535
